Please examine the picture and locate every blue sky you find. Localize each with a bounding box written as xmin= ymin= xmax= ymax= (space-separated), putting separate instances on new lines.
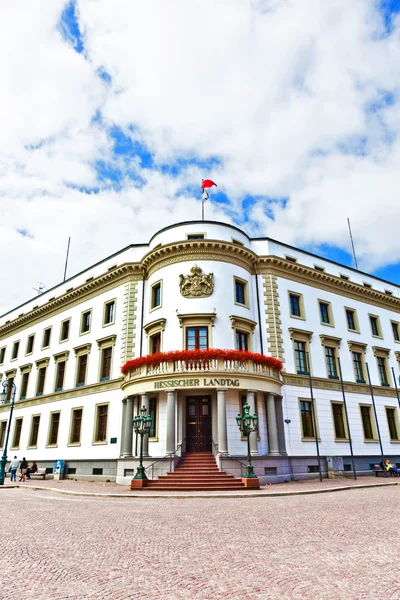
xmin=1 ymin=1 xmax=400 ymax=312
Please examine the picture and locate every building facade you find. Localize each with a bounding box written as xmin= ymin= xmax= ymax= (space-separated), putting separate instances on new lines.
xmin=1 ymin=220 xmax=400 ymax=484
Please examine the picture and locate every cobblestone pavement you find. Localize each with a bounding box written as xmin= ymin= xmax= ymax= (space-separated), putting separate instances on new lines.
xmin=1 ymin=486 xmax=400 ymax=600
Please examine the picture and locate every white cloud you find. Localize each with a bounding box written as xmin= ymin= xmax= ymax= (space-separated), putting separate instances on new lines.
xmin=1 ymin=0 xmax=400 ymax=314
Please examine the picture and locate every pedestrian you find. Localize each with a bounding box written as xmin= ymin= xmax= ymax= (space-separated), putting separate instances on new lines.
xmin=19 ymin=457 xmax=28 ymax=482
xmin=26 ymin=461 xmax=38 ymax=480
xmin=9 ymin=456 xmax=19 ymax=482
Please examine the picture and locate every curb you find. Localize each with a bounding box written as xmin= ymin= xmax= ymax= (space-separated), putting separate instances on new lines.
xmin=2 ymin=481 xmax=399 ymax=499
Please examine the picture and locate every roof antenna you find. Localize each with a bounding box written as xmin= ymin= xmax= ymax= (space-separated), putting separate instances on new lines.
xmin=33 ymin=282 xmax=46 ymax=295
xmin=63 ymin=237 xmax=71 ymax=282
xmin=347 ymin=218 xmax=358 ymax=270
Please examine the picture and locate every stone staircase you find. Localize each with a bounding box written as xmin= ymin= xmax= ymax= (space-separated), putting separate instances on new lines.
xmin=144 ymin=451 xmax=246 ymax=491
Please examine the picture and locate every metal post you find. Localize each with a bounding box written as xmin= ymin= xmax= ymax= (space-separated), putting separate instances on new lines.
xmin=0 ymin=380 xmax=17 ymax=486
xmin=306 ymin=353 xmax=322 ymax=482
xmin=391 ymin=367 xmax=400 ymax=412
xmin=366 ymin=362 xmax=385 ymax=468
xmin=337 ymin=358 xmax=357 ymax=480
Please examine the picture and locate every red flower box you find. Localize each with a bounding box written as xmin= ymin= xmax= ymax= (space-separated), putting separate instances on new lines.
xmin=121 ymin=349 xmax=283 ymax=375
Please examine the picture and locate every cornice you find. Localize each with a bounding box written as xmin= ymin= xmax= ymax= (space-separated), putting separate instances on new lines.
xmin=141 ymin=240 xmax=258 ymax=277
xmin=282 ymin=372 xmax=398 ymax=397
xmin=0 ymin=377 xmax=123 ymax=412
xmin=0 ymin=264 xmax=143 ymax=339
xmin=257 ymin=257 xmax=400 ymax=313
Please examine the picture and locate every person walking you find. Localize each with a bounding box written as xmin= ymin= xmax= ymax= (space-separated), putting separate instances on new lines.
xmin=9 ymin=456 xmax=19 ymax=482
xmin=19 ymin=457 xmax=28 ymax=482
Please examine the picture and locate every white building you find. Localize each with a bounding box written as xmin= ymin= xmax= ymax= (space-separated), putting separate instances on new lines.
xmin=1 ymin=220 xmax=400 ymax=485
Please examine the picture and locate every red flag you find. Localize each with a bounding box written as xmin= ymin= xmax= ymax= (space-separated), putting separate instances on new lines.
xmin=202 ymin=179 xmax=217 ymax=191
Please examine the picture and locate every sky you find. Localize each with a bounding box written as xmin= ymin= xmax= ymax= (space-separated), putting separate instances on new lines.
xmin=1 ymin=0 xmax=400 ymax=315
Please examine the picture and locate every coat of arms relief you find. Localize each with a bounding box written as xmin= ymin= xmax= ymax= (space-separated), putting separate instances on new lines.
xmin=179 ymin=265 xmax=214 ymax=298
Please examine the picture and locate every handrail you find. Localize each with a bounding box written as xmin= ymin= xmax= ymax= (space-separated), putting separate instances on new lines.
xmin=220 ymin=455 xmax=249 ymax=478
xmin=211 ymin=437 xmax=218 ymax=457
xmin=146 ymin=438 xmax=186 ymax=479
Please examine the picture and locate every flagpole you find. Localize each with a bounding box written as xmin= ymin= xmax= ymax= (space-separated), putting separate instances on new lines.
xmin=366 ymin=362 xmax=385 ymax=468
xmin=337 ymin=357 xmax=357 ymax=480
xmin=306 ymin=353 xmax=322 ymax=482
xmin=201 ymin=190 xmax=208 ymax=221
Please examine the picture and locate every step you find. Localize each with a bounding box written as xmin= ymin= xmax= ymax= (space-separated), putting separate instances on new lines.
xmin=166 ymin=471 xmax=231 ymax=477
xmin=145 ymin=485 xmax=246 ymax=491
xmin=158 ymin=476 xmax=236 ymax=482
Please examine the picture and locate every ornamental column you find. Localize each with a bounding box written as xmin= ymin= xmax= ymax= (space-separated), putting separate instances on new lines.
xmin=166 ymin=389 xmax=176 ymax=455
xmin=217 ymin=388 xmax=228 ymax=454
xmin=140 ymin=392 xmax=150 ymax=457
xmin=121 ymin=395 xmax=134 ymax=458
xmin=267 ymin=393 xmax=280 ymax=456
xmin=246 ymin=390 xmax=259 ymax=455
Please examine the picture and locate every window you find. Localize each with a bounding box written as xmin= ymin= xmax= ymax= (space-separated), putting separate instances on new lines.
xmin=151 ymin=282 xmax=162 ymax=309
xmin=11 ymin=341 xmax=19 ymax=360
xmin=294 ymin=341 xmax=308 ymax=374
xmin=332 ymin=403 xmax=347 ymax=439
xmin=300 ymin=400 xmax=315 ymax=438
xmin=325 ymin=347 xmax=338 ymax=379
xmin=76 ymin=355 xmax=88 ymax=387
xmin=149 ymin=398 xmax=157 ymax=438
xmin=5 ymin=377 xmax=14 ymax=402
xmin=346 ymin=309 xmax=358 ymax=332
xmin=385 ymin=290 xmax=393 ymax=296
xmin=363 ymin=282 xmax=372 ymax=289
xmin=81 ymin=310 xmax=91 ymax=334
xmin=48 ymin=412 xmax=60 ymax=446
xmin=360 ymin=405 xmax=375 ymax=440
xmin=285 ymin=255 xmax=297 ymax=263
xmin=29 ymin=415 xmax=40 ymax=447
xmin=352 ymin=352 xmax=365 ymax=383
xmin=19 ymin=372 xmax=30 ymax=400
xmin=104 ymin=301 xmax=115 ymax=325
xmin=94 ymin=404 xmax=108 ymax=442
xmin=42 ymin=328 xmax=51 ymax=349
xmin=314 ymin=265 xmax=325 ymax=272
xmin=377 ymin=356 xmax=389 ymax=386
xmin=26 ymin=335 xmax=34 ymax=355
xmin=236 ymin=330 xmax=248 ymax=351
xmin=0 ymin=421 xmax=6 ymax=448
xmin=60 ymin=319 xmax=70 ymax=342
xmin=340 ymin=274 xmax=349 ymax=281
xmin=70 ymin=408 xmax=83 ymax=444
xmin=100 ymin=347 xmax=112 ymax=381
xmin=392 ymin=322 xmax=400 ymax=342
xmin=0 ymin=347 xmax=5 ymax=364
xmin=150 ymin=333 xmax=161 ymax=354
xmin=55 ymin=361 xmax=66 ymax=392
xmin=234 ymin=279 xmax=247 ymax=306
xmin=386 ymin=408 xmax=399 ymax=441
xmin=319 ymin=301 xmax=332 ymax=325
xmin=36 ymin=367 xmax=47 ymax=396
xmin=12 ymin=417 xmax=23 ymax=448
xmin=187 ymin=234 xmax=205 ymax=240
xmin=369 ymin=315 xmax=381 ymax=337
xmin=232 ymin=239 xmax=244 ymax=246
xmin=289 ymin=293 xmax=303 ymax=318
xmin=186 ymin=326 xmax=208 ymax=350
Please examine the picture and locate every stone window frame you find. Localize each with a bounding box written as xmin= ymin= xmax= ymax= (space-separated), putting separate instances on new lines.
xmin=53 ymin=351 xmax=69 ymax=392
xmin=230 ymin=315 xmax=257 ymax=352
xmin=298 ymin=396 xmax=320 ymax=442
xmin=25 ymin=334 xmax=35 ymax=356
xmin=385 ymin=405 xmax=400 ymax=443
xmin=344 ymin=307 xmax=360 ymax=334
xmin=372 ymin=346 xmax=391 ymax=387
xmin=318 ymin=298 xmax=334 ymax=328
xmin=80 ymin=308 xmax=92 ymax=336
xmin=233 ymin=276 xmax=250 ymax=309
xmin=177 ymin=312 xmax=216 ymax=349
xmin=347 ymin=341 xmax=367 ymax=384
xmin=144 ymin=318 xmax=166 ymax=355
xmin=288 ymin=328 xmax=313 ymax=375
xmin=41 ymin=326 xmax=52 ymax=350
xmin=359 ymin=403 xmax=379 ymax=442
xmin=391 ymin=320 xmax=400 ymax=344
xmin=68 ymin=406 xmax=84 ymax=447
xmin=96 ymin=335 xmax=116 ymax=383
xmin=92 ymin=402 xmax=110 ymax=445
xmin=320 ymin=335 xmax=342 ymax=380
xmin=186 ymin=232 xmax=206 ymax=241
xmin=59 ymin=318 xmax=71 ymax=343
xmin=0 ymin=346 xmax=5 ymax=365
xmin=10 ymin=416 xmax=23 ymax=449
xmin=330 ymin=401 xmax=349 ymax=442
xmin=0 ymin=419 xmax=7 ymax=448
xmin=150 ymin=279 xmax=163 ymax=312
xmin=11 ymin=340 xmax=20 ymax=361
xmin=149 ymin=396 xmax=158 ymax=440
xmin=73 ymin=343 xmax=91 ymax=388
xmin=46 ymin=410 xmax=61 ymax=448
xmin=35 ymin=357 xmax=50 ymax=397
xmin=103 ymin=298 xmax=117 ymax=328
xmin=288 ymin=291 xmax=306 ymax=320
xmin=27 ymin=413 xmax=41 ymax=449
xmin=19 ymin=363 xmax=32 ymax=400
xmin=369 ymin=314 xmax=383 ymax=339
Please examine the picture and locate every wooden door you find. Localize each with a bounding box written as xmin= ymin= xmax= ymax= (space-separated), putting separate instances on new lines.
xmin=186 ymin=396 xmax=212 ymax=452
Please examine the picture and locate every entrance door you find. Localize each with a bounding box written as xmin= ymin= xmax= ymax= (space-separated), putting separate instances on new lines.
xmin=186 ymin=396 xmax=212 ymax=452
